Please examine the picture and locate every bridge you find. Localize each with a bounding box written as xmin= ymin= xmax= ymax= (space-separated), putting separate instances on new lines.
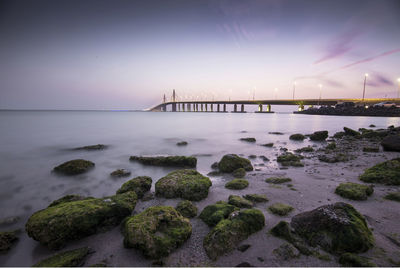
xmin=149 ymin=91 xmax=400 ymax=112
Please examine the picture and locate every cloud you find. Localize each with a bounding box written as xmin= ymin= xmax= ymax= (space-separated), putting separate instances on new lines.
xmin=368 ymin=73 xmax=395 ymax=88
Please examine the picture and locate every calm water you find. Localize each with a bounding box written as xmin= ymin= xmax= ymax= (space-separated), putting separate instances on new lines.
xmin=0 ymin=110 xmax=399 ymax=265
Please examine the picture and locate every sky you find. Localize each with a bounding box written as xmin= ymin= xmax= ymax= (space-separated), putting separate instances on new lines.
xmin=0 ymin=0 xmax=399 ymax=110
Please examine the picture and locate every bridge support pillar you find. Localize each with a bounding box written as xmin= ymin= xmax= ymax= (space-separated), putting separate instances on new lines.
xmin=161 ymin=104 xmax=167 ymax=112
xmin=234 ymin=104 xmax=237 ymax=112
xmin=187 ymin=103 xmax=191 ymax=112
xmin=266 ymin=104 xmax=271 ymax=112
xmin=195 ymin=103 xmax=198 ymax=112
xmin=241 ymin=104 xmax=244 ymax=112
xmin=223 ymin=104 xmax=226 ymax=112
xmin=258 ymin=104 xmax=263 ymax=112
xmin=210 ymin=104 xmax=213 ymax=112
xmin=177 ymin=103 xmax=180 ymax=112
xmin=217 ymin=104 xmax=220 ymax=112
xmin=205 ymin=104 xmax=208 ymax=112
xmin=182 ymin=103 xmax=185 ymax=112
xmin=172 ymin=103 xmax=177 ymax=112
xmin=201 ymin=103 xmax=203 ymax=112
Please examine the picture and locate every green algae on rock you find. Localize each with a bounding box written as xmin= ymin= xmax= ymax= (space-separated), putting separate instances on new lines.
xmin=155 ymin=169 xmax=211 ymax=201
xmin=338 ymin=253 xmax=376 ymax=267
xmin=225 ymin=179 xmax=249 ymax=190
xmin=203 ymin=209 xmax=265 ymax=260
xmin=122 ymin=206 xmax=192 ymax=259
xmin=129 ymin=155 xmax=197 ymax=167
xmin=0 ymin=231 xmax=18 ymax=252
xmin=33 ymin=247 xmax=92 ymax=267
xmin=176 ymin=200 xmax=198 ymax=218
xmin=48 ymin=194 xmax=90 ymax=207
xmin=277 ymin=153 xmax=304 ymax=167
xmin=335 ymin=182 xmax=373 ymax=200
xmin=265 ymin=177 xmax=292 ymax=184
xmin=291 ymin=202 xmax=374 ymax=254
xmin=268 ymin=203 xmax=294 ymax=216
xmin=309 ymin=131 xmax=328 ymax=141
xmin=228 ymin=195 xmax=253 ymax=208
xmin=218 ymin=154 xmax=253 ymax=172
xmin=273 ymin=243 xmax=300 ymax=260
xmin=199 ymin=201 xmax=239 ymax=227
xmin=116 ymin=176 xmax=152 ymax=198
xmin=110 ymin=169 xmax=131 ymax=178
xmin=232 ymin=168 xmax=246 ymax=178
xmin=53 ymin=159 xmax=95 ymax=176
xmin=289 ymin=134 xmax=305 ymax=141
xmin=384 ymin=191 xmax=400 ymax=202
xmin=295 ymin=146 xmax=314 ymax=153
xmin=359 ymin=158 xmax=400 ymax=185
xmin=25 ymin=192 xmax=137 ymax=249
xmin=240 ymin=137 xmax=256 ymax=143
xmin=243 ymin=194 xmax=268 ymax=203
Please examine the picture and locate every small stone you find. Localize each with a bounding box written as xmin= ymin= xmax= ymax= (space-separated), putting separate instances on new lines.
xmin=289 ymin=134 xmax=305 ymax=141
xmin=243 ymin=194 xmax=268 ymax=203
xmin=110 ymin=169 xmax=131 ymax=178
xmin=237 ymin=244 xmax=251 ymax=252
xmin=261 ymin=143 xmax=274 ymax=147
xmin=240 ymin=138 xmax=256 ymax=143
xmin=265 ymin=177 xmax=292 ymax=184
xmin=225 ymin=179 xmax=249 ymax=190
xmin=268 ymin=203 xmax=294 ymax=216
xmin=176 ymin=141 xmax=188 ymax=146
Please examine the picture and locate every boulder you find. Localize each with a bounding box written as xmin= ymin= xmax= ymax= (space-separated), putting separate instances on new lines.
xmin=53 ymin=159 xmax=95 ymax=175
xmin=116 ymin=176 xmax=152 ymax=198
xmin=240 ymin=137 xmax=256 ymax=143
xmin=225 ymin=179 xmax=249 ymax=190
xmin=268 ymin=203 xmax=294 ymax=216
xmin=176 ymin=141 xmax=188 ymax=146
xmin=176 ymin=200 xmax=198 ymax=218
xmin=33 ymin=247 xmax=92 ymax=267
xmin=26 ymin=192 xmax=137 ymax=249
xmin=228 ymin=195 xmax=253 ymax=208
xmin=381 ymin=135 xmax=400 ymax=152
xmin=122 ymin=206 xmax=192 ymax=259
xmin=110 ymin=169 xmax=131 ymax=178
xmin=155 ymin=169 xmax=211 ymax=201
xmin=232 ymin=168 xmax=246 ymax=178
xmin=243 ymin=194 xmax=268 ymax=203
xmin=129 ymin=155 xmax=197 ymax=167
xmin=203 ymin=209 xmax=265 ymax=260
xmin=218 ymin=154 xmax=253 ymax=172
xmin=0 ymin=231 xmax=18 ymax=252
xmin=48 ymin=194 xmax=88 ymax=207
xmin=289 ymin=134 xmax=305 ymax=141
xmin=335 ymin=183 xmax=373 ymax=200
xmin=359 ymin=158 xmax=400 ymax=185
xmin=343 ymin=127 xmax=360 ymax=137
xmin=199 ymin=201 xmax=239 ymax=227
xmin=309 ymin=131 xmax=328 ymax=141
xmin=338 ymin=253 xmax=376 ymax=267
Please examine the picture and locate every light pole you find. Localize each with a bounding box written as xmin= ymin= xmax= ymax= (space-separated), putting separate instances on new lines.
xmin=318 ymin=84 xmax=322 ymax=106
xmin=362 ymin=73 xmax=368 ymax=106
xmin=293 ymin=82 xmax=296 ymax=100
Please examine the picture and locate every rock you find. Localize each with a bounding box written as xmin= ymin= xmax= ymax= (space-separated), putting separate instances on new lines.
xmin=289 ymin=134 xmax=305 ymax=141
xmin=176 ymin=200 xmax=198 ymax=218
xmin=260 ymin=155 xmax=269 ymax=161
xmin=243 ymin=194 xmax=268 ymax=203
xmin=291 ymin=202 xmax=374 ymax=254
xmin=73 ymin=144 xmax=107 ymax=150
xmin=273 ymin=243 xmax=300 ymax=260
xmin=338 ymin=253 xmax=376 ymax=267
xmin=369 ymin=124 xmax=376 ymax=128
xmin=295 ymin=146 xmax=314 ymax=153
xmin=325 ymin=142 xmax=336 ymax=150
xmin=203 ymin=209 xmax=265 ymax=260
xmin=211 ymin=162 xmax=219 ymax=169
xmin=233 ymin=168 xmax=246 ymax=178
xmin=207 ymin=170 xmax=222 ymax=176
xmin=362 ymin=129 xmax=389 ymax=139
xmin=116 ymin=176 xmax=152 ymax=198
xmin=228 ymin=195 xmax=253 ymax=208
xmin=26 ymin=192 xmax=137 ymax=249
xmin=384 ymin=191 xmax=400 ymax=202
xmin=0 ymin=216 xmax=20 ymax=227
xmin=199 ymin=201 xmax=239 ymax=227
xmin=48 ymin=194 xmax=88 ymax=207
xmin=155 ymin=169 xmax=211 ymax=201
xmin=265 ymin=177 xmax=292 ymax=184
xmin=269 ymin=132 xmax=284 ymax=135
xmin=0 ymin=231 xmax=18 ymax=252
xmin=270 ymin=221 xmax=295 ymax=242
xmin=248 ymin=154 xmax=257 ymax=159
xmin=318 ymin=153 xmax=352 ymax=163
xmin=237 ymin=244 xmax=251 ymax=252
xmin=235 ymin=262 xmax=253 ymax=267
xmin=261 ymin=143 xmax=274 ymax=147
xmin=309 ymin=131 xmax=328 ymax=141
xmin=335 ymin=183 xmax=373 ymax=201
xmin=225 ymin=179 xmax=249 ymax=190
xmin=240 ymin=137 xmax=256 ymax=143
xmin=129 ymin=155 xmax=197 ymax=167
xmin=268 ymin=203 xmax=294 ymax=216
xmin=218 ymin=154 xmax=253 ymax=172
xmin=110 ymin=169 xmax=131 ymax=178
xmin=381 ymin=135 xmax=400 ymax=152
xmin=277 ymin=153 xmax=304 ymax=167
xmin=176 ymin=141 xmax=188 ymax=146
xmin=33 ymin=247 xmax=92 ymax=267
xmin=363 ymin=147 xmax=379 ymax=153
xmin=142 ymin=192 xmax=155 ymax=201
xmin=122 ymin=206 xmax=191 ymax=259
xmin=344 ymin=127 xmax=361 ymax=137
xmin=53 ymin=159 xmax=95 ymax=176
xmin=333 ymin=131 xmax=345 ymax=139
xmin=359 ymin=158 xmax=400 ymax=185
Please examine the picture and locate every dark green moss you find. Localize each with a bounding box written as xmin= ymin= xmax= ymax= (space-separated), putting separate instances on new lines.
xmin=155 ymin=169 xmax=211 ymax=201
xmin=326 ymin=142 xmax=336 ymax=150
xmin=384 ymin=191 xmax=400 ymax=202
xmin=218 ymin=154 xmax=253 ymax=172
xmin=122 ymin=206 xmax=192 ymax=259
xmin=335 ymin=183 xmax=373 ymax=200
xmin=243 ymin=194 xmax=268 ymax=203
xmin=240 ymin=137 xmax=256 ymax=143
xmin=33 ymin=247 xmax=91 ymax=267
xmin=116 ymin=176 xmax=152 ymax=198
xmin=110 ymin=169 xmax=131 ymax=178
xmin=319 ymin=153 xmax=352 ymax=163
xmin=310 ymin=131 xmax=328 ymax=141
xmin=199 ymin=201 xmax=239 ymax=227
xmin=176 ymin=200 xmax=198 ymax=218
xmin=228 ymin=195 xmax=253 ymax=208
xmin=359 ymin=158 xmax=400 ymax=185
xmin=232 ymin=168 xmax=246 ymax=178
xmin=0 ymin=231 xmax=18 ymax=252
xmin=268 ymin=203 xmax=294 ymax=216
xmin=295 ymin=146 xmax=314 ymax=153
xmin=53 ymin=159 xmax=95 ymax=175
xmin=130 ymin=155 xmax=197 ymax=167
xmin=277 ymin=153 xmax=304 ymax=167
xmin=289 ymin=134 xmax=305 ymax=141
xmin=203 ymin=209 xmax=265 ymax=260
xmin=265 ymin=177 xmax=292 ymax=184
xmin=225 ymin=179 xmax=249 ymax=190
xmin=48 ymin=195 xmax=90 ymax=207
xmin=272 ymin=243 xmax=300 ymax=260
xmin=270 ymin=221 xmax=294 ymax=242
xmin=334 ymin=132 xmax=345 ymax=139
xmin=338 ymin=253 xmax=376 ymax=267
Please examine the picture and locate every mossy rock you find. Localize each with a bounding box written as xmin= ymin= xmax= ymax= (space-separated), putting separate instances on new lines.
xmin=176 ymin=200 xmax=198 ymax=218
xmin=203 ymin=209 xmax=265 ymax=260
xmin=277 ymin=153 xmax=304 ymax=167
xmin=272 ymin=243 xmax=300 ymax=260
xmin=289 ymin=134 xmax=305 ymax=141
xmin=334 ymin=131 xmax=345 ymax=139
xmin=268 ymin=203 xmax=294 ymax=216
xmin=0 ymin=231 xmax=18 ymax=252
xmin=338 ymin=253 xmax=376 ymax=267
xmin=225 ymin=179 xmax=249 ymax=190
xmin=269 ymin=132 xmax=284 ymax=135
xmin=48 ymin=194 xmax=90 ymax=207
xmin=155 ymin=169 xmax=211 ymax=201
xmin=344 ymin=127 xmax=361 ymax=137
xmin=319 ymin=153 xmax=352 ymax=163
xmin=363 ymin=147 xmax=379 ymax=153
xmin=218 ymin=154 xmax=253 ymax=173
xmin=53 ymin=159 xmax=95 ymax=175
xmin=310 ymin=131 xmax=328 ymax=141
xmin=199 ymin=201 xmax=239 ymax=227
xmin=33 ymin=247 xmax=92 ymax=267
xmin=326 ymin=142 xmax=336 ymax=150
xmin=176 ymin=141 xmax=188 ymax=146
xmin=122 ymin=206 xmax=192 ymax=259
xmin=116 ymin=176 xmax=152 ymax=198
xmin=110 ymin=169 xmax=131 ymax=178
xmin=243 ymin=194 xmax=268 ymax=203
xmin=265 ymin=177 xmax=292 ymax=184
xmin=270 ymin=221 xmax=294 ymax=242
xmin=26 ymin=192 xmax=137 ymax=249
xmin=261 ymin=143 xmax=274 ymax=147
xmin=295 ymin=146 xmax=314 ymax=153
xmin=290 ymin=202 xmax=374 ymax=254
xmin=335 ymin=183 xmax=373 ymax=200
xmin=228 ymin=195 xmax=253 ymax=208
xmin=240 ymin=137 xmax=256 ymax=143
xmin=73 ymin=144 xmax=107 ymax=151
xmin=381 ymin=135 xmax=400 ymax=152
xmin=129 ymin=155 xmax=197 ymax=167
xmin=359 ymin=158 xmax=400 ymax=185
xmin=232 ymin=168 xmax=246 ymax=178
xmin=384 ymin=191 xmax=400 ymax=202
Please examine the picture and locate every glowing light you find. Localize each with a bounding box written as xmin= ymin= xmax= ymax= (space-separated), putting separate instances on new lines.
xmin=365 ymin=73 xmax=369 ymax=77
xmin=397 ymin=78 xmax=400 ymax=82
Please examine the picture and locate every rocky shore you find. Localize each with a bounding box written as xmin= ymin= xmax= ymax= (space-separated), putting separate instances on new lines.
xmin=295 ymin=105 xmax=400 ymax=117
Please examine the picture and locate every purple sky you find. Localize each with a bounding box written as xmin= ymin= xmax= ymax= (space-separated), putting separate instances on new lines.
xmin=0 ymin=0 xmax=399 ymax=109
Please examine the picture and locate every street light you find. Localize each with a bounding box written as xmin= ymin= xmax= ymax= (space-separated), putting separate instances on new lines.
xmin=318 ymin=84 xmax=322 ymax=105
xmin=293 ymin=82 xmax=297 ymax=100
xmin=362 ymin=73 xmax=368 ymax=106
